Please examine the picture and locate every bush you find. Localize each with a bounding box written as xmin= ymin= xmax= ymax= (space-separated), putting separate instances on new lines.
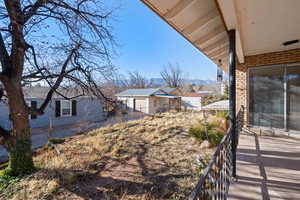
xmin=189 ymin=123 xmax=208 ymax=141
xmin=216 ymin=111 xmax=229 ymax=120
xmin=0 ymin=173 xmax=20 ymax=198
xmin=208 ymin=130 xmax=224 ymax=146
xmin=189 ymin=121 xmax=225 ymax=146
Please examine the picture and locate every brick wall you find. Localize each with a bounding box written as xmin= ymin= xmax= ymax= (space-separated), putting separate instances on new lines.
xmin=236 ymin=48 xmax=300 ymax=125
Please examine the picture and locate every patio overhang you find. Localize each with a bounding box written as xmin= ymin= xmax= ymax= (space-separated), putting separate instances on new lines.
xmin=141 ymin=0 xmax=300 ymax=69
xmin=141 ymin=0 xmax=230 ymax=71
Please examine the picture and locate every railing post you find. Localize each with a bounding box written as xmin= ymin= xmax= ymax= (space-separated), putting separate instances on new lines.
xmin=228 ymin=29 xmax=237 ymax=177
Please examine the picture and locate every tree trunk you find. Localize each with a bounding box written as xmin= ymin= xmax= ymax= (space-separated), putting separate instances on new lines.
xmin=6 ymin=134 xmax=34 ymax=176
xmin=2 ymin=80 xmax=34 ymax=176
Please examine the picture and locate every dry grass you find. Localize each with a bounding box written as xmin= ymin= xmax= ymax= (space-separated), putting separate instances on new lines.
xmin=5 ymin=111 xmax=217 ymax=200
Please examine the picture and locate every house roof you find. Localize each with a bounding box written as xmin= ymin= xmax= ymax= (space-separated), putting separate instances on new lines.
xmin=202 ymin=100 xmax=229 ymax=111
xmin=115 ymin=88 xmax=166 ymax=97
xmin=23 ymin=87 xmax=92 ymax=99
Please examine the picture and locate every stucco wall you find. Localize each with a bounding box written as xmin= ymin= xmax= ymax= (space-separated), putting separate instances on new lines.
xmin=0 ymin=98 xmax=105 ymax=129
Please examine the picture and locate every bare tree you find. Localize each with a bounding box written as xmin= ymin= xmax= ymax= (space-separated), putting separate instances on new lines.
xmin=125 ymin=71 xmax=148 ymax=89
xmin=0 ymin=0 xmax=116 ymax=175
xmin=160 ymin=63 xmax=184 ymax=88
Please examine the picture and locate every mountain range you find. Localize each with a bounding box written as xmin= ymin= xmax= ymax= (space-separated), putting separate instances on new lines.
xmin=149 ymin=78 xmax=216 ymax=86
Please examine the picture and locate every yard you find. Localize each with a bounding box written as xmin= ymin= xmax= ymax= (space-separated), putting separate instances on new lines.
xmin=1 ymin=111 xmax=225 ymax=200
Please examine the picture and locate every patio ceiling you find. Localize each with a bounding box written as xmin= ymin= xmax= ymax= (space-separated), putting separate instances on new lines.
xmin=217 ymin=0 xmax=300 ymax=57
xmin=141 ymin=0 xmax=300 ymax=71
xmin=141 ymin=0 xmax=230 ymax=72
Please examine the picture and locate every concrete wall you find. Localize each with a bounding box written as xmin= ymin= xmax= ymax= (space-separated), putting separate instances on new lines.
xmin=181 ymin=97 xmax=202 ymax=111
xmin=0 ymin=97 xmax=105 ymax=129
xmin=237 ymin=48 xmax=300 ymax=125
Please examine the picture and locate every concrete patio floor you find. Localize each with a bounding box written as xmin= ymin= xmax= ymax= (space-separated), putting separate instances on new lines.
xmin=228 ymin=132 xmax=300 ymax=200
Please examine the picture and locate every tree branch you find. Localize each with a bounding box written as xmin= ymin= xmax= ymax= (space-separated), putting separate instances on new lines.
xmin=37 ymin=46 xmax=79 ymax=113
xmin=23 ymin=0 xmax=47 ymax=24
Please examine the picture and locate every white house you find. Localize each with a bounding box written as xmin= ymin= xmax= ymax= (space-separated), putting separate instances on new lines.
xmin=0 ymin=87 xmax=105 ymax=129
xmin=115 ymin=88 xmax=181 ymax=114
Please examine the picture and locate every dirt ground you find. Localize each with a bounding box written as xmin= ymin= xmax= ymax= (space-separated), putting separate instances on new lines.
xmin=4 ymin=111 xmax=216 ymax=200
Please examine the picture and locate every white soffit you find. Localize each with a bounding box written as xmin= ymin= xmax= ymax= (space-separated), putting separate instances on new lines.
xmin=141 ymin=0 xmax=230 ymax=72
xmin=220 ymin=0 xmax=300 ymax=56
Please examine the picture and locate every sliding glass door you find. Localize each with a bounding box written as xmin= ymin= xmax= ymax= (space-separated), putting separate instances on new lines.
xmin=249 ymin=66 xmax=285 ymax=129
xmin=249 ymin=64 xmax=300 ymax=131
xmin=287 ymin=64 xmax=300 ymax=131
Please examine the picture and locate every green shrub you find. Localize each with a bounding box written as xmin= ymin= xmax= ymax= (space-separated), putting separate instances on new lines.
xmin=0 ymin=173 xmax=20 ymax=198
xmin=189 ymin=121 xmax=225 ymax=146
xmin=208 ymin=130 xmax=224 ymax=146
xmin=216 ymin=111 xmax=229 ymax=120
xmin=189 ymin=124 xmax=207 ymax=141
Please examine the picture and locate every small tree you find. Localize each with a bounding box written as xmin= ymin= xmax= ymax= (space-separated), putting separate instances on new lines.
xmin=160 ymin=63 xmax=184 ymax=88
xmin=0 ymin=0 xmax=116 ymax=176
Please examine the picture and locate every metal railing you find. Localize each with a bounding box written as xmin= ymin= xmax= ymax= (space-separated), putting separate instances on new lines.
xmin=189 ymin=106 xmax=244 ymax=200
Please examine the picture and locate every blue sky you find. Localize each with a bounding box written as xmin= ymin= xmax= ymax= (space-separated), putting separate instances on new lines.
xmin=110 ymin=0 xmax=217 ymax=80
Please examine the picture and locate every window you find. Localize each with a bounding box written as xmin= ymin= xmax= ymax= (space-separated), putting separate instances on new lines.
xmin=55 ymin=100 xmax=77 ymax=117
xmin=26 ymin=100 xmax=37 ymax=120
xmin=61 ymin=100 xmax=72 ymax=116
xmin=30 ymin=101 xmax=37 ymax=119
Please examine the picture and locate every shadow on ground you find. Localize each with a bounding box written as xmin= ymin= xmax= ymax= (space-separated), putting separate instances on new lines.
xmin=228 ymin=130 xmax=300 ymax=200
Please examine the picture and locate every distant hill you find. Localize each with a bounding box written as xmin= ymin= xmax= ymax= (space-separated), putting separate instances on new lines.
xmin=187 ymin=79 xmax=216 ymax=85
xmin=149 ymin=78 xmax=216 ymax=86
xmin=149 ymin=78 xmax=165 ymax=86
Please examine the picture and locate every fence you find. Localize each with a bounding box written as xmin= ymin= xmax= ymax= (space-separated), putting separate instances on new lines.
xmin=188 ymin=106 xmax=245 ymax=200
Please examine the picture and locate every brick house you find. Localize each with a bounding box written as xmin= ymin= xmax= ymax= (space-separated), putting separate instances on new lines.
xmin=141 ymin=0 xmax=300 ymax=199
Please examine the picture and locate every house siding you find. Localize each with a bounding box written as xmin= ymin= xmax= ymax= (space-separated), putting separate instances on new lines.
xmin=0 ymin=98 xmax=105 ymax=129
xmin=237 ymin=48 xmax=300 ymax=125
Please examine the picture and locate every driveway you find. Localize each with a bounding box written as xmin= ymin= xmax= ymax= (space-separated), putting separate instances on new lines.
xmin=0 ymin=112 xmax=147 ymax=162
